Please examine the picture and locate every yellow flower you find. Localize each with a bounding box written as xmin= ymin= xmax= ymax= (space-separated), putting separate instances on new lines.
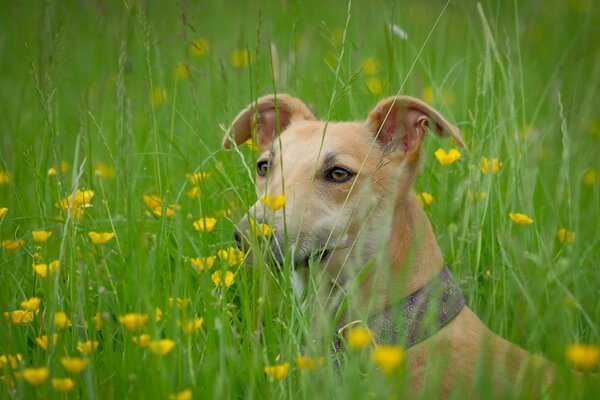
xmin=422 ymin=86 xmax=434 ymax=104
xmin=365 ymin=77 xmax=382 ymax=95
xmin=249 ymin=219 xmax=275 ymax=237
xmin=149 ymin=339 xmax=176 ymax=355
xmin=372 ymin=345 xmax=404 ymax=375
xmin=186 ymin=171 xmax=211 ymax=185
xmin=3 ymin=310 xmax=34 ymax=324
xmin=260 ymin=195 xmax=287 ymax=210
xmin=94 ymin=162 xmax=115 ymax=179
xmin=417 ymin=192 xmax=433 ymax=206
xmin=2 ymin=239 xmax=25 ymax=251
xmin=88 ymin=231 xmax=116 ymax=244
xmin=169 ymin=297 xmax=191 ymax=309
xmin=346 ymin=326 xmax=373 ymax=350
xmin=52 ymin=377 xmax=75 ymax=393
xmin=76 ymin=340 xmax=99 ymax=355
xmin=583 ymin=168 xmax=598 ymax=186
xmin=0 ymin=170 xmax=11 ymax=185
xmin=361 ymin=58 xmax=380 ymax=75
xmin=509 ymin=212 xmax=534 ymax=225
xmin=0 ymin=354 xmax=22 ymax=369
xmin=193 ymin=217 xmax=217 ymax=232
xmin=190 ymin=255 xmax=216 ymax=271
xmin=557 ymin=228 xmax=576 ymax=245
xmin=155 ymin=307 xmax=163 ymax=322
xmin=264 ymin=362 xmax=290 ymax=379
xmin=295 ymin=355 xmax=325 ymax=370
xmin=186 ymin=186 xmax=200 ymax=199
xmin=20 ymin=297 xmax=41 ymax=312
xmin=215 ymin=209 xmax=232 ymax=217
xmin=36 ymin=334 xmax=58 ymax=351
xmin=170 ymin=389 xmax=193 ymax=400
xmin=47 ymin=167 xmax=57 ymax=176
xmin=481 ymin=157 xmax=502 ymax=174
xmin=61 ymin=161 xmax=70 ymax=174
xmin=434 ymin=148 xmax=461 ymax=165
xmin=0 ymin=207 xmax=7 ymax=218
xmin=118 ymin=313 xmax=149 ymax=330
xmin=245 ymin=139 xmax=260 ymax=152
xmin=31 ymin=230 xmax=52 ymax=242
xmin=32 ymin=260 xmax=59 ymax=278
xmin=467 ymin=191 xmax=488 ymax=201
xmin=143 ymin=194 xmax=175 ymax=218
xmin=175 ymin=62 xmax=190 ymax=80
xmin=22 ymin=367 xmax=49 ymax=385
xmin=566 ymin=343 xmax=600 ymax=372
xmin=189 ymin=38 xmax=210 ymax=57
xmin=60 ymin=357 xmax=88 ymax=373
xmin=179 ymin=317 xmax=204 ymax=334
xmin=56 ymin=189 xmax=94 ymax=221
xmin=217 ymin=247 xmax=244 ymax=266
xmin=231 ymin=49 xmax=250 ymax=68
xmin=152 ymin=87 xmax=166 ymax=107
xmin=132 ymin=334 xmax=152 ymax=347
xmin=54 ymin=312 xmax=71 ymax=329
xmin=211 ymin=270 xmax=235 ymax=288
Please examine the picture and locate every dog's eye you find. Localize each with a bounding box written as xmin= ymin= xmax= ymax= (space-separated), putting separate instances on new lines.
xmin=325 ymin=167 xmax=353 ymax=183
xmin=256 ymin=160 xmax=270 ymax=177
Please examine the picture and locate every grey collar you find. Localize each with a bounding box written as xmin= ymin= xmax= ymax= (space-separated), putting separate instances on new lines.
xmin=334 ymin=265 xmax=465 ymax=350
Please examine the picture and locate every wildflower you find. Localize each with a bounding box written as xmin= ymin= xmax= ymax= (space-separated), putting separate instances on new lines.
xmin=365 ymin=77 xmax=382 ymax=95
xmin=189 ymin=38 xmax=210 ymax=57
xmin=186 ymin=171 xmax=211 ymax=185
xmin=231 ymin=49 xmax=250 ymax=68
xmin=346 ymin=326 xmax=373 ymax=350
xmin=187 ymin=186 xmax=200 ymax=199
xmin=372 ymin=345 xmax=404 ymax=375
xmin=434 ymin=148 xmax=461 ymax=165
xmin=467 ymin=191 xmax=488 ymax=201
xmin=60 ymin=357 xmax=88 ymax=373
xmin=61 ymin=161 xmax=70 ymax=173
xmin=361 ymin=58 xmax=380 ymax=76
xmin=143 ymin=194 xmax=175 ymax=218
xmin=179 ymin=317 xmax=204 ymax=334
xmin=217 ymin=247 xmax=244 ymax=266
xmin=509 ymin=212 xmax=534 ymax=225
xmin=94 ymin=162 xmax=115 ymax=179
xmin=260 ymin=195 xmax=287 ymax=210
xmin=152 ymin=87 xmax=166 ymax=107
xmin=155 ymin=307 xmax=163 ymax=322
xmin=169 ymin=297 xmax=191 ymax=309
xmin=190 ymin=256 xmax=216 ymax=271
xmin=52 ymin=378 xmax=75 ymax=393
xmin=245 ymin=139 xmax=260 ymax=152
xmin=32 ymin=230 xmax=52 ymax=242
xmin=0 ymin=207 xmax=7 ymax=218
xmin=175 ymin=62 xmax=190 ymax=80
xmin=2 ymin=239 xmax=25 ymax=251
xmin=566 ymin=343 xmax=600 ymax=372
xmin=132 ymin=334 xmax=152 ymax=347
xmin=36 ymin=334 xmax=58 ymax=351
xmin=54 ymin=312 xmax=71 ymax=329
xmin=20 ymin=297 xmax=41 ymax=312
xmin=264 ymin=362 xmax=290 ymax=379
xmin=3 ymin=310 xmax=34 ymax=324
xmin=481 ymin=157 xmax=502 ymax=174
xmin=118 ymin=313 xmax=149 ymax=330
xmin=295 ymin=355 xmax=325 ymax=370
xmin=22 ymin=367 xmax=49 ymax=385
xmin=32 ymin=260 xmax=59 ymax=278
xmin=417 ymin=192 xmax=433 ymax=206
xmin=88 ymin=231 xmax=116 ymax=244
xmin=249 ymin=219 xmax=275 ymax=237
xmin=211 ymin=270 xmax=235 ymax=288
xmin=215 ymin=209 xmax=232 ymax=217
xmin=193 ymin=217 xmax=217 ymax=232
xmin=170 ymin=389 xmax=193 ymax=400
xmin=583 ymin=168 xmax=598 ymax=186
xmin=0 ymin=170 xmax=11 ymax=185
xmin=77 ymin=340 xmax=99 ymax=355
xmin=0 ymin=354 xmax=22 ymax=369
xmin=47 ymin=167 xmax=57 ymax=176
xmin=557 ymin=228 xmax=575 ymax=244
xmin=422 ymin=86 xmax=434 ymax=104
xmin=56 ymin=189 xmax=94 ymax=221
xmin=149 ymin=339 xmax=176 ymax=355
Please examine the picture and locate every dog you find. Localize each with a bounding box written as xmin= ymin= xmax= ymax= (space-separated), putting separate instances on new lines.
xmin=223 ymin=94 xmax=556 ymax=395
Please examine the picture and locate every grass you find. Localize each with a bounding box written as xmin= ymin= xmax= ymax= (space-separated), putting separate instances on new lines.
xmin=1 ymin=0 xmax=599 ymax=398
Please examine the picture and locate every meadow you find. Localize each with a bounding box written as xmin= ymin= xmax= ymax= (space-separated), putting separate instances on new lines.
xmin=1 ymin=0 xmax=599 ymax=398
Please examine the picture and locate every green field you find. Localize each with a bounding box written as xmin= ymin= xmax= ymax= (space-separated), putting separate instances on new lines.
xmin=1 ymin=0 xmax=599 ymax=398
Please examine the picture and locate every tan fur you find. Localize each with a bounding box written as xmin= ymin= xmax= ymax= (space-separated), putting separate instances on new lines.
xmin=225 ymin=94 xmax=554 ymax=395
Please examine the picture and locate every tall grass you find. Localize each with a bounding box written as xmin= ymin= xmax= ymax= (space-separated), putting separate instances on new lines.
xmin=0 ymin=0 xmax=599 ymax=398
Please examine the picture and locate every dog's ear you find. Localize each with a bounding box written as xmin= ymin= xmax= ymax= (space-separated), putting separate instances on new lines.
xmin=366 ymin=96 xmax=464 ymax=159
xmin=223 ymin=94 xmax=316 ymax=150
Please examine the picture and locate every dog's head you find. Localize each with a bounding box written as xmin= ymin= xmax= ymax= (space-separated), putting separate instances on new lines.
xmin=224 ymin=94 xmax=463 ymax=281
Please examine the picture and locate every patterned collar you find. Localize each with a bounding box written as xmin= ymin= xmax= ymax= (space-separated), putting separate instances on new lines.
xmin=334 ymin=265 xmax=465 ymax=351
